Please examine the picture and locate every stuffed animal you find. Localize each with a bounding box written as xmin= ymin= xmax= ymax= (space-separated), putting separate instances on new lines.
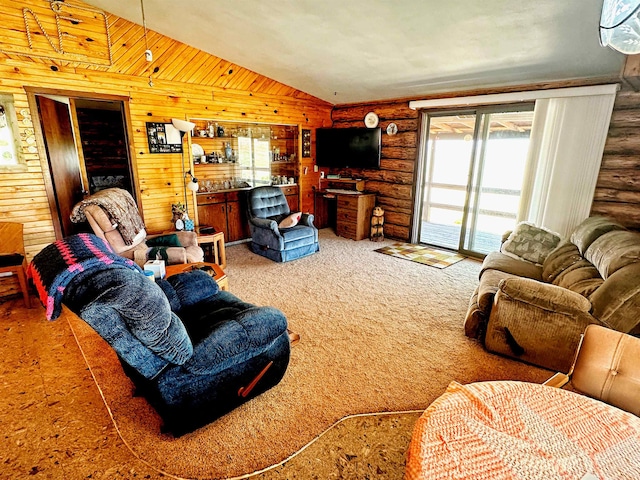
xmin=171 ymin=202 xmax=187 ymax=230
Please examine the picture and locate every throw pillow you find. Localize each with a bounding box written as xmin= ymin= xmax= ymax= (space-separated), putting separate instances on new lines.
xmin=279 ymin=212 xmax=302 ymax=229
xmin=146 ymin=233 xmax=182 ymax=247
xmin=501 ymin=222 xmax=561 ymax=265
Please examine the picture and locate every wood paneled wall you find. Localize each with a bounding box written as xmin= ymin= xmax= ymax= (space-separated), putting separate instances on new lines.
xmin=0 ymin=0 xmax=332 ymax=263
xmin=0 ymin=0 xmax=331 ymax=298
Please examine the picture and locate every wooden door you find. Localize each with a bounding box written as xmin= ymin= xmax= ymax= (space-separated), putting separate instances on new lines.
xmin=197 ymin=202 xmax=228 ymax=238
xmin=226 ymin=201 xmax=245 ymax=242
xmin=37 ymin=96 xmax=84 ymax=237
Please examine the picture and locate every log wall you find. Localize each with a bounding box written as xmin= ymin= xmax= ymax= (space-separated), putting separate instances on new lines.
xmin=329 ymin=104 xmax=419 ymax=240
xmin=592 ymin=85 xmax=640 ymax=229
xmin=333 ymin=79 xmax=640 ymax=242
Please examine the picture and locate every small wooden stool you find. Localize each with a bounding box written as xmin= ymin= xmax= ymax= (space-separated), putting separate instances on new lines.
xmin=195 ymin=228 xmax=226 ymax=269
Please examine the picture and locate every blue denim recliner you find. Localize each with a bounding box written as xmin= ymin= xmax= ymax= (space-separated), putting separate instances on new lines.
xmin=63 ymin=267 xmax=290 ymax=436
xmin=247 ymin=186 xmax=319 ymax=262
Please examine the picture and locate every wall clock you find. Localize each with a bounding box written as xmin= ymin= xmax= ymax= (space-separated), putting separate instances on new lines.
xmin=386 ymin=122 xmax=398 ymax=135
xmin=364 ymin=111 xmax=379 ymax=128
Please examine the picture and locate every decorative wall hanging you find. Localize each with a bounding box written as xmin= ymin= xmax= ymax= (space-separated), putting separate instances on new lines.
xmin=364 ymin=111 xmax=379 ymax=128
xmin=146 ymin=122 xmax=183 ymax=154
xmin=302 ymin=129 xmax=311 ymax=157
xmin=0 ymin=1 xmax=112 ymax=66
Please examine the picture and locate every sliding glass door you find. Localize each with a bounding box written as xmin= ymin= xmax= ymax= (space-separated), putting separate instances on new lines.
xmin=417 ymin=106 xmax=534 ymax=256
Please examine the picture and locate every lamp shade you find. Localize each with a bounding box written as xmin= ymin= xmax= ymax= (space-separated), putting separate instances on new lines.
xmin=171 ymin=118 xmax=196 ymax=133
xmin=600 ymin=0 xmax=640 ymax=54
xmin=187 ymin=179 xmax=199 ymax=192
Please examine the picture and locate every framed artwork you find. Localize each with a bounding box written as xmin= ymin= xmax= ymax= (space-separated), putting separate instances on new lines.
xmin=302 ymin=129 xmax=311 ymax=158
xmin=146 ymin=122 xmax=183 ymax=153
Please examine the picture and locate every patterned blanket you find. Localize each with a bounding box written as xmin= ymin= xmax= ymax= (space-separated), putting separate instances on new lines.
xmin=406 ymin=381 xmax=640 ymax=479
xmin=70 ymin=188 xmax=145 ymax=245
xmin=27 ymin=233 xmax=142 ymax=320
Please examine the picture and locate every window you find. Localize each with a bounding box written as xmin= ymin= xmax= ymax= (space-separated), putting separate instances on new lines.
xmin=0 ymin=95 xmax=25 ymax=168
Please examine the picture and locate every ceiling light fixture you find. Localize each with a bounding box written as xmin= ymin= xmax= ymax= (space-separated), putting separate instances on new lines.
xmin=600 ymin=0 xmax=640 ymax=54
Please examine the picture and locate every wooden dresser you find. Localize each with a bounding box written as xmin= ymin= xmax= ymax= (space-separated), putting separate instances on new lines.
xmin=336 ymin=193 xmax=376 ymax=241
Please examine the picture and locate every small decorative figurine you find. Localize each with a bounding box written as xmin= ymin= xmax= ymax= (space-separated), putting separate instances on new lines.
xmin=171 ymin=202 xmax=187 ymax=230
xmin=370 ymin=206 xmax=384 ymax=241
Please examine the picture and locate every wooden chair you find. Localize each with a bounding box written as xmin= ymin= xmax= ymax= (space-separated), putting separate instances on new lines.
xmin=0 ymin=222 xmax=30 ymax=308
xmin=544 ymin=324 xmax=640 ymax=416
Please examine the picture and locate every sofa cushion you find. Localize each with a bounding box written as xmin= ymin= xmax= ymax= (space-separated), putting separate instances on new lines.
xmin=159 ymin=270 xmax=220 ymax=310
xmin=590 ymin=263 xmax=640 ymax=334
xmin=67 ymin=268 xmax=193 ymax=378
xmin=551 ymin=259 xmax=603 ymax=297
xmin=585 ymin=230 xmax=640 ymax=280
xmin=501 ymin=222 xmax=561 ymax=265
xmin=570 ymin=216 xmax=626 ymax=256
xmin=542 ymin=241 xmax=582 ymax=283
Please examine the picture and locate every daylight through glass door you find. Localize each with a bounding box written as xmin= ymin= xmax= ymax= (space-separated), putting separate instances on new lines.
xmin=419 ymin=107 xmax=534 ymax=256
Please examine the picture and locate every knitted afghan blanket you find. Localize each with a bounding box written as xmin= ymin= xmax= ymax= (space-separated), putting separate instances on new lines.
xmin=70 ymin=188 xmax=145 ymax=245
xmin=27 ymin=233 xmax=143 ymax=320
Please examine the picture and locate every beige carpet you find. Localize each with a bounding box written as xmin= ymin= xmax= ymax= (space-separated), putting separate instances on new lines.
xmin=67 ymin=228 xmax=550 ymax=479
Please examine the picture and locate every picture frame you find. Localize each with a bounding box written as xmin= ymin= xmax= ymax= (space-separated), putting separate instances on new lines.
xmin=302 ymin=129 xmax=311 ymax=158
xmin=146 ymin=122 xmax=183 ymax=154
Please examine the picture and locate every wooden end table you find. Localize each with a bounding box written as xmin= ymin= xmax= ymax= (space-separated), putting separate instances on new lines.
xmin=164 ymin=262 xmax=228 ymax=291
xmin=195 ymin=228 xmax=226 ymax=269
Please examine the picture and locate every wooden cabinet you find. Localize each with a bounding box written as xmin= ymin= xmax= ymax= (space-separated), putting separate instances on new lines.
xmin=278 ymin=184 xmax=299 ymax=212
xmin=197 ymin=190 xmax=249 ymax=243
xmin=189 ymin=120 xmax=299 ymax=188
xmin=336 ymin=193 xmax=376 ymax=241
xmin=225 ymin=191 xmax=249 ymax=241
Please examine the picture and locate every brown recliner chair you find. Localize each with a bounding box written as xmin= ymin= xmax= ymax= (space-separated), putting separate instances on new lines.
xmin=72 ymin=188 xmax=203 ymax=267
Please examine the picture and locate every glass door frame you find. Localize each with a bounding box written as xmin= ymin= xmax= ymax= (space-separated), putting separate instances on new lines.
xmin=412 ymin=103 xmax=535 ymax=258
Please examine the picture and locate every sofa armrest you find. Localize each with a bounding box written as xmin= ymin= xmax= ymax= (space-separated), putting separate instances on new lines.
xmin=299 ymin=213 xmax=315 ymax=228
xmin=485 ymin=278 xmax=599 ymax=372
xmin=250 ymin=217 xmax=280 ymax=234
xmin=498 ymin=277 xmax=592 ymax=316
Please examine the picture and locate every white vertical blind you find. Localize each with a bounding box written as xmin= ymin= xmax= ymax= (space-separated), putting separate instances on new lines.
xmin=518 ymin=91 xmax=617 ymax=238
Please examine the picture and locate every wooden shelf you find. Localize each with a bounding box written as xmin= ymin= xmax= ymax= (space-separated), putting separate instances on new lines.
xmin=319 ymin=178 xmax=365 ymax=191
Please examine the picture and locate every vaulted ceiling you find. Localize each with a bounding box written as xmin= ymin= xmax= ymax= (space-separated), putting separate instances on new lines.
xmin=84 ymin=0 xmax=625 ymax=104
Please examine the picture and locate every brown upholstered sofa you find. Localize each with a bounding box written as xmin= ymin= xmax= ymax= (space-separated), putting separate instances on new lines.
xmin=465 ymin=216 xmax=640 ymax=372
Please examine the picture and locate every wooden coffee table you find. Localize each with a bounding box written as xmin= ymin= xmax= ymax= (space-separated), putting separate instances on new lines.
xmin=164 ymin=262 xmax=228 ymax=291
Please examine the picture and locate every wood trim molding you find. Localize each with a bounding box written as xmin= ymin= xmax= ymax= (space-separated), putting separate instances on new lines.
xmin=622 ymin=54 xmax=640 ymax=91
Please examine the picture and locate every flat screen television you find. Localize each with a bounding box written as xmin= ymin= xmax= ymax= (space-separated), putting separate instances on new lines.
xmin=316 ymin=127 xmax=381 ymax=169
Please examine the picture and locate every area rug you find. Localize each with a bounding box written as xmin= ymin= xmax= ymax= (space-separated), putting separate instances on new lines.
xmin=374 ymin=243 xmax=465 ymax=269
xmin=67 ymin=229 xmax=549 ymax=479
